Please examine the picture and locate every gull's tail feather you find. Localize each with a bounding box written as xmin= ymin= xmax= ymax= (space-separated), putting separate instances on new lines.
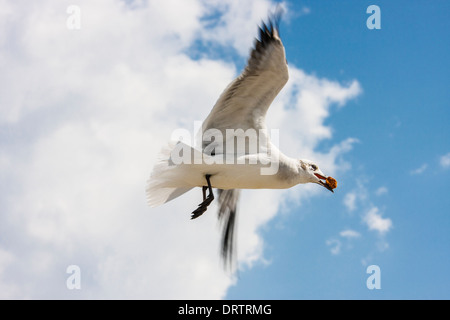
xmin=146 ymin=185 xmax=193 ymax=208
xmin=217 ymin=189 xmax=240 ymax=270
xmin=146 ymin=141 xmax=199 ymax=207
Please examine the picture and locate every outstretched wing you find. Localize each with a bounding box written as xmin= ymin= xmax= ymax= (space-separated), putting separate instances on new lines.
xmin=202 ymin=13 xmax=288 ymax=137
xmin=205 ymin=12 xmax=287 ymax=269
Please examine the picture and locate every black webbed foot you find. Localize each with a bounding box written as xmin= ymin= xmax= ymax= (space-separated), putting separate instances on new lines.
xmin=191 ymin=194 xmax=214 ymax=219
xmin=191 ymin=175 xmax=214 ymax=219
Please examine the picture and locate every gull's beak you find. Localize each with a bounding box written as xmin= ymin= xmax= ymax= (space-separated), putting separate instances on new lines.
xmin=314 ymin=173 xmax=334 ymax=193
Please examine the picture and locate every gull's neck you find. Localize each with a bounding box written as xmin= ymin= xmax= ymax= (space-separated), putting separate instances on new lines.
xmin=264 ymin=145 xmax=306 ymax=188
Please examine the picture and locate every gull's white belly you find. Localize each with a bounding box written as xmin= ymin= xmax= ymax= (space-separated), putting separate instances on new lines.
xmin=173 ymin=162 xmax=293 ymax=190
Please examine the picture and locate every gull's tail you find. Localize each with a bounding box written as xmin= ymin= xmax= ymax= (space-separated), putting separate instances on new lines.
xmin=147 ymin=141 xmax=241 ymax=271
xmin=146 ymin=141 xmax=195 ymax=207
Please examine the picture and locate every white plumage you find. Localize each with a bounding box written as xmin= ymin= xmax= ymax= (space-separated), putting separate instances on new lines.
xmin=146 ymin=11 xmax=335 ymax=267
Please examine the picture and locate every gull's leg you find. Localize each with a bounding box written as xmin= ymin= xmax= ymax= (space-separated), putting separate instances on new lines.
xmin=191 ymin=175 xmax=214 ymax=220
xmin=202 ymin=186 xmax=207 ymax=201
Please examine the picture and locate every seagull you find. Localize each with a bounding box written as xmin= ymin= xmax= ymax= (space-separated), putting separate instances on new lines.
xmin=146 ymin=10 xmax=336 ymax=268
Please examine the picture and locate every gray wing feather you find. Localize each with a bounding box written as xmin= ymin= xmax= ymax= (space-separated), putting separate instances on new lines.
xmin=202 ymin=13 xmax=288 ymax=136
xmin=217 ymin=189 xmax=240 ymax=269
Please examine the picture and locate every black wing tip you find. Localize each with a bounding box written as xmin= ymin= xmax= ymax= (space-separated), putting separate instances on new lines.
xmin=256 ymin=6 xmax=284 ymax=47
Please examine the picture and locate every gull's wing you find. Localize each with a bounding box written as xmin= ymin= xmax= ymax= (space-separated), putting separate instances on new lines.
xmin=200 ymin=13 xmax=287 ymax=269
xmin=202 ymin=14 xmax=288 ymax=137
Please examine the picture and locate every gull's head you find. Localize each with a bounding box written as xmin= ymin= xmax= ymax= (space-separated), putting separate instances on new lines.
xmin=299 ymin=159 xmax=335 ymax=193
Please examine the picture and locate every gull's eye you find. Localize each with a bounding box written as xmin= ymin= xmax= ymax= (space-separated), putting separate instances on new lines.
xmin=311 ymin=164 xmax=318 ymax=171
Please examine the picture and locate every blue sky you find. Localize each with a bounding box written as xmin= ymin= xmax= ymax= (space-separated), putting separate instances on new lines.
xmin=226 ymin=1 xmax=450 ymax=299
xmin=0 ymin=0 xmax=448 ymax=299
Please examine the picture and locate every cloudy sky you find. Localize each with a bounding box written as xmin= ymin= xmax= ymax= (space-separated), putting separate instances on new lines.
xmin=0 ymin=0 xmax=449 ymax=299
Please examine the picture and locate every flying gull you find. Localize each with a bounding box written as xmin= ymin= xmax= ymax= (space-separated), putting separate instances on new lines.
xmin=146 ymin=11 xmax=337 ymax=268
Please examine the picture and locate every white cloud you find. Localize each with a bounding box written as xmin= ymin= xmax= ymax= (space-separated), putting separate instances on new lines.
xmin=343 ymin=192 xmax=357 ymax=211
xmin=0 ymin=1 xmax=362 ymax=298
xmin=363 ymin=207 xmax=392 ymax=235
xmin=440 ymin=153 xmax=450 ymax=169
xmin=342 ymin=181 xmax=368 ymax=213
xmin=326 ymin=229 xmax=360 ymax=255
xmin=375 ymin=186 xmax=388 ymax=196
xmin=199 ymin=0 xmax=275 ymax=57
xmin=410 ymin=164 xmax=428 ymax=175
xmin=339 ymin=181 xmax=392 ymax=258
xmin=326 ymin=239 xmax=341 ymax=255
xmin=299 ymin=6 xmax=311 ymax=16
xmin=339 ymin=229 xmax=361 ymax=239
